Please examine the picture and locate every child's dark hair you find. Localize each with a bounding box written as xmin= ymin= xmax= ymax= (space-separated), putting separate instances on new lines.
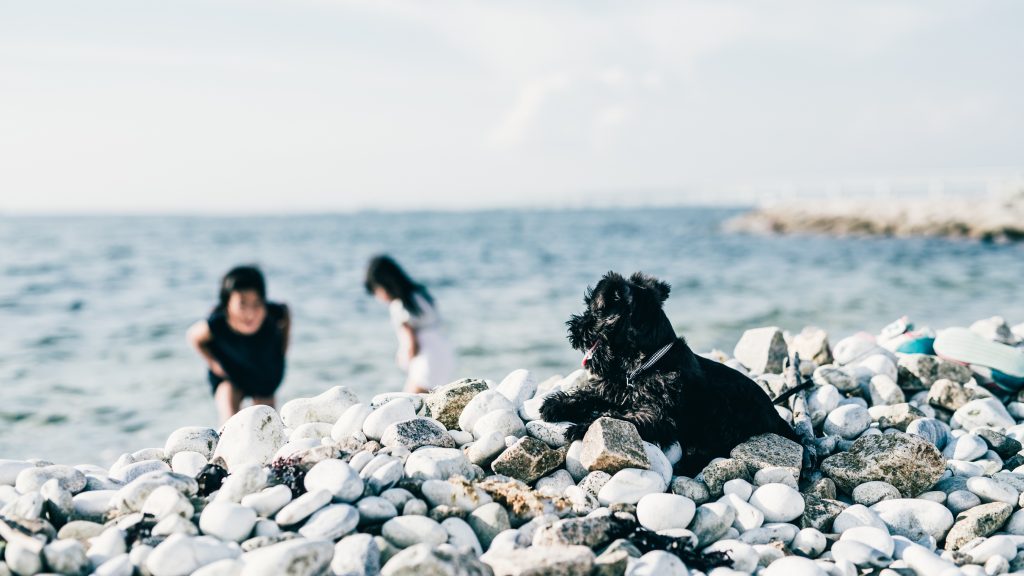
xmin=364 ymin=255 xmax=432 ymax=316
xmin=218 ymin=265 xmax=266 ymax=311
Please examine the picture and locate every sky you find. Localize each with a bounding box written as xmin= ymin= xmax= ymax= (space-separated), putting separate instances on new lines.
xmin=1 ymin=0 xmax=1022 ymax=213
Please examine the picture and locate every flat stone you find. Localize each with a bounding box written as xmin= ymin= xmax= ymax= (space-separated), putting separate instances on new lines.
xmin=821 ymin=432 xmax=945 ymax=497
xmin=381 ymin=516 xmax=447 ymax=549
xmin=952 ymin=398 xmax=1016 ymax=431
xmin=298 ymin=503 xmax=359 ymax=541
xmin=212 ymin=405 xmax=286 ymax=471
xmin=734 ymin=326 xmax=787 ymax=374
xmin=482 ymin=544 xmax=594 ymax=576
xmin=597 ymin=468 xmax=668 ymax=506
xmin=238 ymin=538 xmax=334 ymax=576
xmin=381 ymin=543 xmax=490 ymax=576
xmin=423 ymin=378 xmax=489 ymax=429
xmin=490 ymin=437 xmax=564 ymax=484
xmin=275 ymin=489 xmax=332 ymax=526
xmin=944 ymin=502 xmax=1013 ymax=551
xmin=241 ymin=485 xmax=292 ymax=518
xmin=730 ymin=433 xmax=803 ymax=479
xmin=870 ymin=498 xmax=955 ymax=542
xmin=966 ymin=476 xmax=1018 ymax=505
xmin=381 ymin=418 xmax=455 ymax=451
xmin=280 ymin=385 xmax=359 ymax=428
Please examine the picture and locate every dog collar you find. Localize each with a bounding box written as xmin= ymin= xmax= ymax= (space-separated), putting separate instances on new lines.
xmin=626 ymin=341 xmax=675 ymax=388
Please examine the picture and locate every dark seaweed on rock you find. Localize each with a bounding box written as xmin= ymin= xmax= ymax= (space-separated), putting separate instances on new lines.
xmin=269 ymin=455 xmax=308 ymax=498
xmin=123 ymin=513 xmax=159 ymax=547
xmin=627 ymin=526 xmax=732 ymax=571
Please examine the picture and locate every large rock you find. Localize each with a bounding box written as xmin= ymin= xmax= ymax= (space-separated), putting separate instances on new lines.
xmin=380 ymin=418 xmax=455 ymax=451
xmin=870 ymin=499 xmax=954 ymax=542
xmin=734 ymin=326 xmax=787 ymax=374
xmin=730 ymin=433 xmax=803 ymax=480
xmin=579 ymin=418 xmax=650 ymax=475
xmin=483 ymin=544 xmax=594 ymax=576
xmin=423 ymin=379 xmax=489 ymax=430
xmin=944 ymin=502 xmax=1013 ymax=551
xmin=821 ymin=432 xmax=944 ymax=497
xmin=490 ymin=437 xmax=564 ymax=484
xmin=898 ymin=354 xmax=973 ymax=390
xmin=213 ymin=406 xmax=286 ymax=470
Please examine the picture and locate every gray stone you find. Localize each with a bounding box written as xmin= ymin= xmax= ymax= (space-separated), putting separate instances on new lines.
xmin=730 ymin=433 xmax=803 ymax=479
xmin=906 ymin=418 xmax=951 ymax=449
xmin=579 ymin=471 xmax=613 ymax=498
xmin=688 ymin=501 xmax=736 ymax=546
xmin=821 ymin=432 xmax=945 ymax=496
xmin=381 ymin=418 xmax=455 ymax=451
xmin=944 ymin=502 xmax=1013 ymax=551
xmin=532 ymin=515 xmax=619 ymax=548
xmin=852 ymin=481 xmax=901 ymax=506
xmin=870 ymin=498 xmax=955 ymax=542
xmin=212 ymin=405 xmax=286 ymax=470
xmin=482 ymin=544 xmax=594 ymax=576
xmin=404 ymin=448 xmax=474 ymax=482
xmin=734 ymin=326 xmax=787 ymax=374
xmin=669 ymin=476 xmax=710 ymax=505
xmin=823 ymin=405 xmax=872 ymax=439
xmin=381 ymin=543 xmax=491 ymax=576
xmin=423 ymin=379 xmax=489 ymax=430
xmin=898 ymin=354 xmax=973 ymax=390
xmin=467 ymin=502 xmax=510 ymax=550
xmin=868 ymin=403 xmax=925 ymax=431
xmin=164 ymin=427 xmax=219 ymax=460
xmin=420 ymin=478 xmax=493 ymax=512
xmin=813 ymin=365 xmax=858 ymax=393
xmin=525 ymin=420 xmax=571 ymax=448
xmin=928 ymin=379 xmax=974 ymax=411
xmin=976 ymin=428 xmax=1023 ymax=459
xmin=297 ymin=503 xmax=359 ymax=541
xmin=331 ymin=533 xmax=380 ymax=576
xmin=237 ymin=538 xmax=334 ymax=576
xmin=868 ymin=375 xmax=906 ymax=406
xmin=799 ymin=494 xmax=847 ymax=532
xmin=490 ymin=437 xmax=564 ymax=484
xmin=700 ymin=458 xmax=751 ymax=497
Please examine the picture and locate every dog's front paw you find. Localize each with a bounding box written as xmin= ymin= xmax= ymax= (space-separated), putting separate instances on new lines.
xmin=539 ymin=392 xmax=569 ymax=422
xmin=564 ymin=422 xmax=590 ymax=442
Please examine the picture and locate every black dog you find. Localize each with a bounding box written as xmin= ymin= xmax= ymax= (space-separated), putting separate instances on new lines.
xmin=540 ymin=271 xmax=803 ymax=477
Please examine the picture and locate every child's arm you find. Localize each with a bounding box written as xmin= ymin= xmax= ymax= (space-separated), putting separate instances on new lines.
xmin=400 ymin=323 xmax=420 ymax=359
xmin=279 ymin=304 xmax=291 ymax=355
xmin=187 ymin=320 xmax=226 ymax=377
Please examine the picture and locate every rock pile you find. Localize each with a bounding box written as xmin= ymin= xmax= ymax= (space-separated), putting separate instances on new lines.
xmin=3 ymin=319 xmax=1024 ymax=575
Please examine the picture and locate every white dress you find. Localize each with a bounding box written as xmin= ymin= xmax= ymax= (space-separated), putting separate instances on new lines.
xmin=389 ymin=293 xmax=456 ymax=391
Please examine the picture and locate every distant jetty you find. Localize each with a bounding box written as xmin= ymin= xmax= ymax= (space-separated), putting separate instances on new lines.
xmin=726 ymin=190 xmax=1024 ymax=242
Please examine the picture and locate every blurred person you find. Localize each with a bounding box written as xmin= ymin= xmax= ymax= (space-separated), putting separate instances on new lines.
xmin=365 ymin=255 xmax=455 ymax=393
xmin=188 ymin=265 xmax=289 ymax=424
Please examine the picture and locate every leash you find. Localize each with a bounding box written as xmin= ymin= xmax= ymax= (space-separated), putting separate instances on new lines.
xmin=626 ymin=340 xmax=675 ymax=388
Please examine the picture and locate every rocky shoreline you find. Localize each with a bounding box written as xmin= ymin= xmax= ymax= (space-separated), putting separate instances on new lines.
xmin=3 ymin=319 xmax=1024 ymax=575
xmin=725 ymin=191 xmax=1024 ymax=242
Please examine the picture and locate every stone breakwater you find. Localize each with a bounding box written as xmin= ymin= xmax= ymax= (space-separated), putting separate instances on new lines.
xmin=3 ymin=320 xmax=1024 ymax=575
xmin=725 ymin=192 xmax=1024 ymax=242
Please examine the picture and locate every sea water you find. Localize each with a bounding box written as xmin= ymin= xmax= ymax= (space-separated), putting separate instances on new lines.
xmin=2 ymin=208 xmax=1023 ymax=464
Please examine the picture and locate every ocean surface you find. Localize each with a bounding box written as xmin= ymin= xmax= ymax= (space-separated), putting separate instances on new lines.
xmin=2 ymin=208 xmax=1024 ymax=466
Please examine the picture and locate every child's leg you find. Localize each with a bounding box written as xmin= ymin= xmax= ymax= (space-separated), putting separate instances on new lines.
xmin=215 ymin=381 xmax=244 ymax=424
xmin=252 ymin=396 xmax=276 ymax=409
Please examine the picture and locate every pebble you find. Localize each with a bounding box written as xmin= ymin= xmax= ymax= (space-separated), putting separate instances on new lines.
xmin=331 ymin=533 xmax=380 ymax=576
xmin=280 ymin=385 xmax=359 ymax=428
xmin=382 ymin=515 xmax=448 ymax=548
xmin=870 ymin=498 xmax=955 ymax=542
xmin=275 ymin=489 xmax=332 ymax=526
xmin=363 ymin=398 xmax=418 ymax=441
xmin=597 ymin=468 xmax=668 ymax=506
xmin=240 ymin=485 xmax=293 ymax=517
xmin=749 ymin=483 xmax=804 ymax=522
xmin=200 ymin=501 xmax=258 ymax=542
xmin=171 ymin=451 xmax=209 ymax=477
xmin=760 ymin=555 xmax=827 ymax=576
xmin=635 ymin=493 xmax=695 ymax=532
xmin=791 ymin=528 xmax=826 ymax=558
xmin=238 ymin=539 xmax=334 ymax=576
xmin=458 ymin=390 xmax=516 ymax=432
xmin=952 ymin=398 xmax=1016 ymax=431
xmin=303 ymin=459 xmax=364 ymax=502
xmin=967 ymin=476 xmax=1019 ymax=505
xmin=331 ymin=403 xmax=374 ymax=442
xmin=853 ymin=481 xmax=901 ymax=506
xmin=625 ymin=549 xmax=688 ymax=575
xmin=212 ymin=405 xmax=286 ymax=470
xmin=823 ymin=405 xmax=872 ymax=439
xmin=298 ymin=503 xmax=359 ymax=541
xmin=471 ymin=409 xmax=526 ymax=440
xmin=495 ymin=369 xmax=538 ymax=408
xmin=947 ymin=489 xmax=983 ymax=514
xmin=164 ymin=426 xmax=219 ymax=459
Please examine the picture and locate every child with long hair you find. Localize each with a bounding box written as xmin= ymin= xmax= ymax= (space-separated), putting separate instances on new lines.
xmin=187 ymin=265 xmax=290 ymax=423
xmin=365 ymin=255 xmax=455 ymax=393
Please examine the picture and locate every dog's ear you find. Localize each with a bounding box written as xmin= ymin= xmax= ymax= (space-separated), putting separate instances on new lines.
xmin=596 ymin=271 xmax=632 ymax=309
xmin=629 ymin=272 xmax=671 ymax=303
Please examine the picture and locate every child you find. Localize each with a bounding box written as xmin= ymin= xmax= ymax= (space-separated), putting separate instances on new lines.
xmin=365 ymin=255 xmax=455 ymax=393
xmin=187 ymin=265 xmax=290 ymax=424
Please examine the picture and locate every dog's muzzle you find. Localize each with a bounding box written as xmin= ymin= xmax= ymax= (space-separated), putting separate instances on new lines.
xmin=582 ymin=342 xmax=598 ymax=368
